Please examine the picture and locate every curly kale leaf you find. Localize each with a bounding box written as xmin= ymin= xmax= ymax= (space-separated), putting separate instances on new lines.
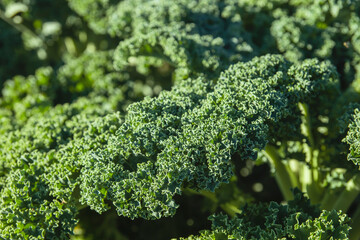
xmin=0 ymin=55 xmax=338 ymax=238
xmin=70 ymin=0 xmax=255 ymax=79
xmin=180 ymin=189 xmax=350 ymax=240
xmin=0 ymin=50 xmax=150 ymax=239
xmin=0 ymin=100 xmax=123 ymax=239
xmin=0 ymin=166 xmax=78 ymax=239
xmin=344 ymin=108 xmax=360 ymax=166
xmin=97 ymin=55 xmax=337 ymax=219
xmin=69 ymin=0 xmax=360 ymax=86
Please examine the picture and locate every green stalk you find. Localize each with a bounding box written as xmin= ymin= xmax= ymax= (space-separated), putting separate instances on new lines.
xmin=183 ymin=188 xmax=241 ymax=217
xmin=184 ymin=188 xmax=217 ymax=202
xmin=298 ymin=161 xmax=311 ymax=193
xmin=264 ymin=144 xmax=294 ymax=201
xmin=349 ymin=204 xmax=360 ymax=240
xmin=220 ymin=203 xmax=242 ymax=216
xmin=320 ymin=188 xmax=344 ymax=210
xmin=298 ymin=103 xmax=323 ymax=202
xmin=298 ymin=103 xmax=315 ymax=145
xmin=64 ymin=37 xmax=78 ymax=56
xmin=298 ymin=103 xmax=317 ymax=178
xmin=332 ymin=175 xmax=360 ymax=212
xmin=284 ymin=160 xmax=301 ymax=190
xmin=0 ymin=9 xmax=44 ymax=47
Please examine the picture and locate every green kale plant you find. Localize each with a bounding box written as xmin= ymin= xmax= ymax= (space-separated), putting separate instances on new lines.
xmin=1 ymin=0 xmax=360 ymax=239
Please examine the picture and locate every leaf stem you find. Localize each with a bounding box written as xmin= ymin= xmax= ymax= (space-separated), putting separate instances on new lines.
xmin=349 ymin=203 xmax=360 ymax=240
xmin=264 ymin=144 xmax=294 ymax=201
xmin=332 ymin=175 xmax=360 ymax=212
xmin=298 ymin=103 xmax=318 ymax=179
xmin=298 ymin=102 xmax=323 ymax=202
xmin=183 ymin=188 xmax=241 ymax=216
xmin=0 ymin=9 xmax=44 ymax=47
xmin=320 ymin=188 xmax=343 ymax=210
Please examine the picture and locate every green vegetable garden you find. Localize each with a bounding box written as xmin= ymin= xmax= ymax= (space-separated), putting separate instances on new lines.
xmin=1 ymin=0 xmax=360 ymax=239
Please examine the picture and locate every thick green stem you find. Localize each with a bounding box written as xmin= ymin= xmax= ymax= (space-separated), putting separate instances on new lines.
xmin=298 ymin=161 xmax=311 ymax=193
xmin=349 ymin=204 xmax=360 ymax=240
xmin=183 ymin=188 xmax=241 ymax=217
xmin=220 ymin=203 xmax=242 ymax=216
xmin=284 ymin=160 xmax=302 ymax=190
xmin=298 ymin=103 xmax=317 ymax=180
xmin=264 ymin=144 xmax=294 ymax=201
xmin=184 ymin=188 xmax=217 ymax=202
xmin=332 ymin=175 xmax=360 ymax=212
xmin=320 ymin=188 xmax=343 ymax=210
xmin=298 ymin=103 xmax=323 ymax=202
xmin=64 ymin=37 xmax=78 ymax=56
xmin=0 ymin=9 xmax=44 ymax=47
xmin=298 ymin=103 xmax=315 ymax=148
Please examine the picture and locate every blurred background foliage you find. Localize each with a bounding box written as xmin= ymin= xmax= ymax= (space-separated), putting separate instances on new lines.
xmin=0 ymin=0 xmax=360 ymax=239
